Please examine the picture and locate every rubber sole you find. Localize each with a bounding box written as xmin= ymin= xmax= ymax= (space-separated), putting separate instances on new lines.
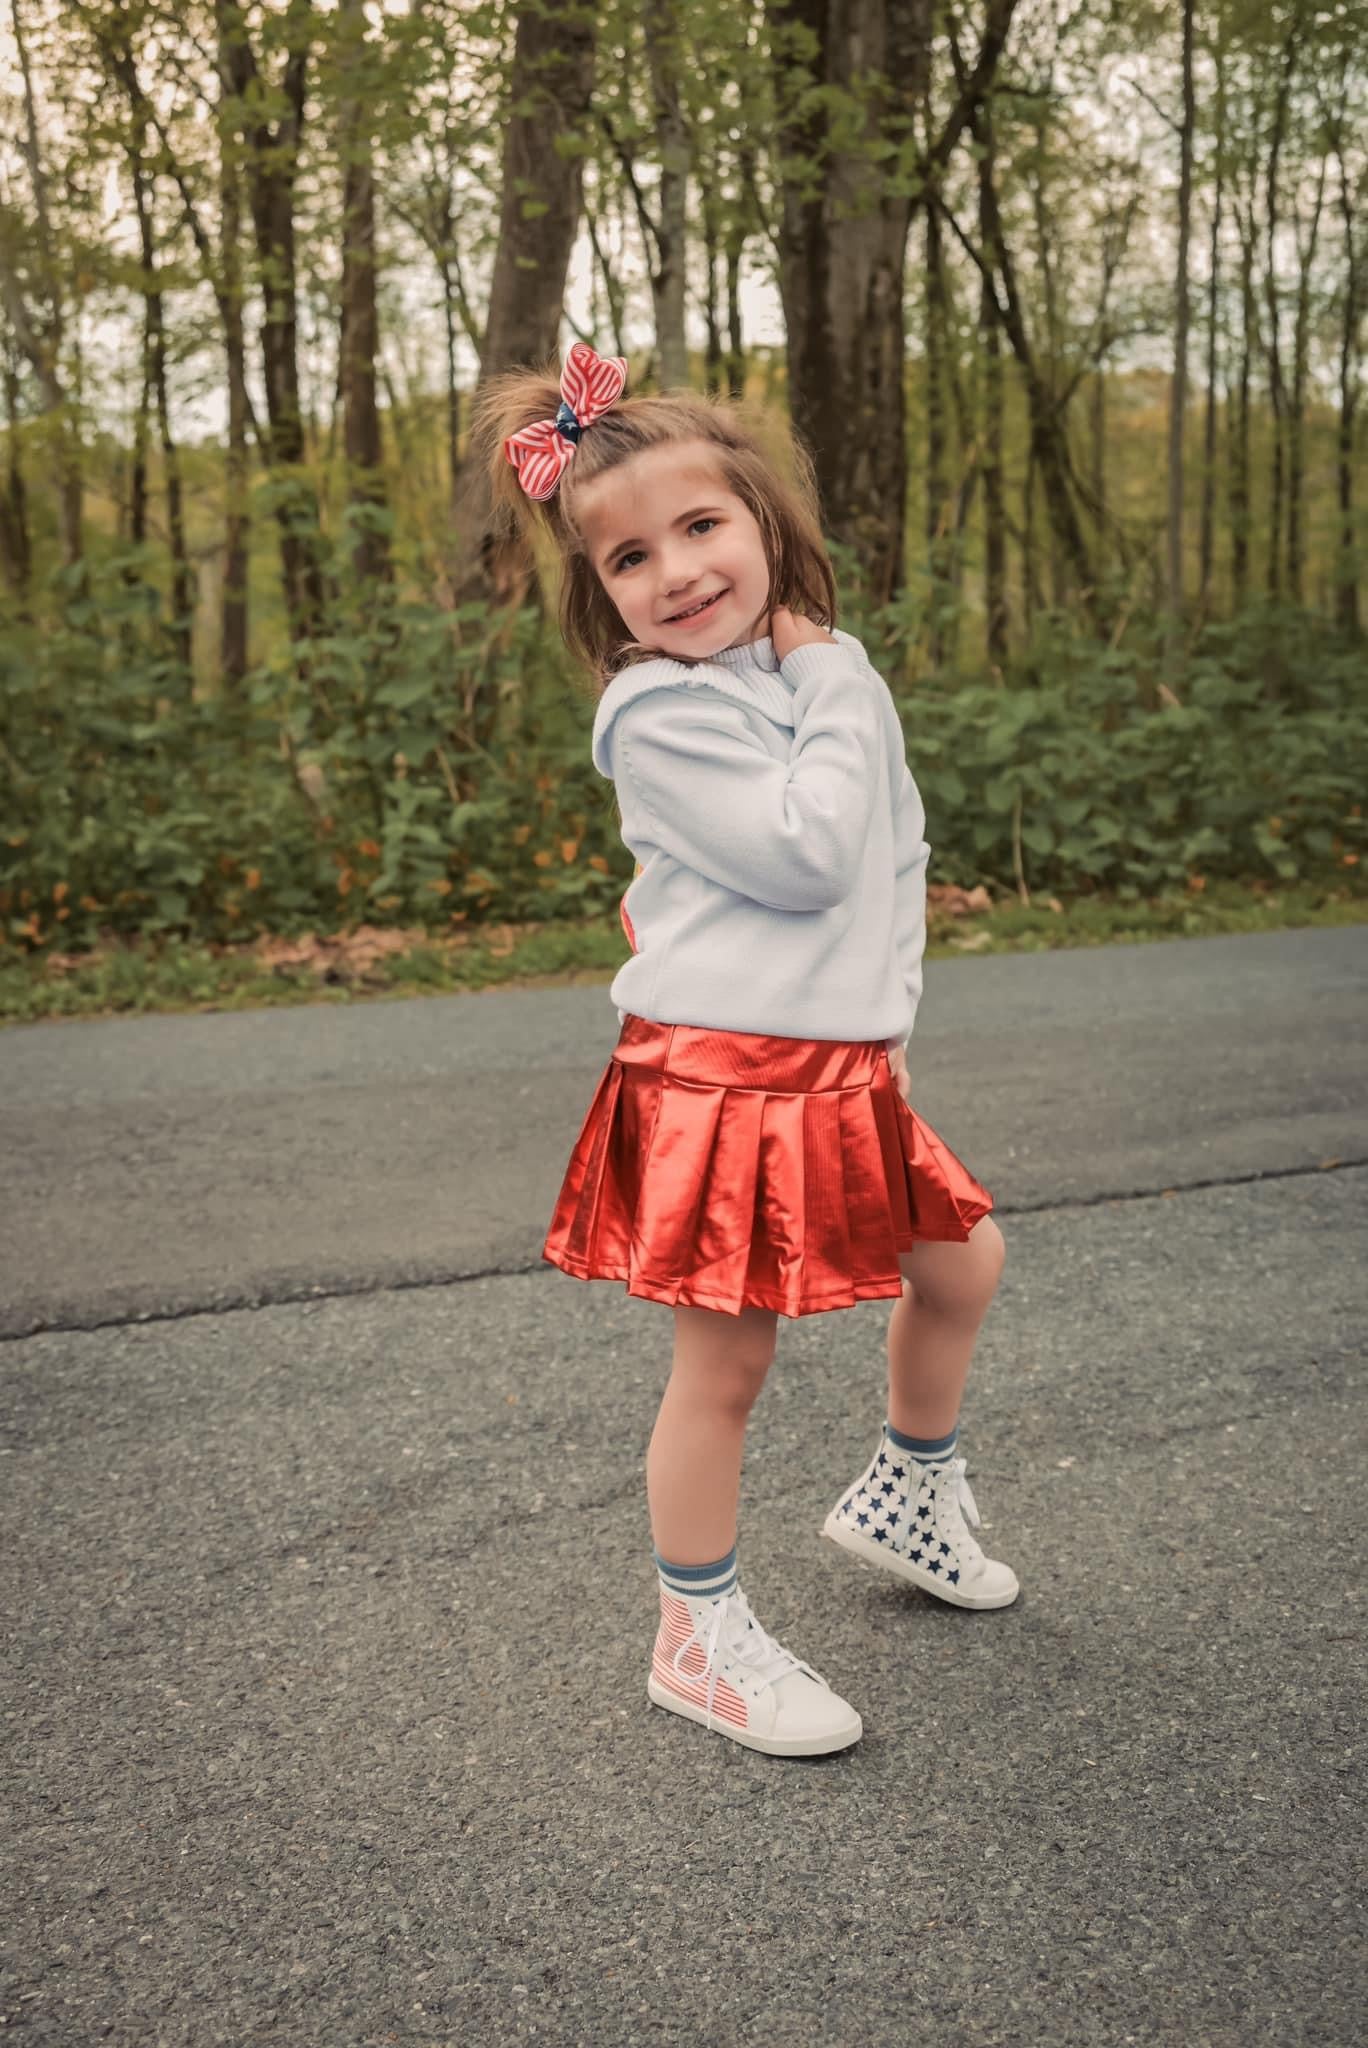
xmin=821 ymin=1511 xmax=1020 ymax=1609
xmin=647 ymin=1676 xmax=863 ymax=1756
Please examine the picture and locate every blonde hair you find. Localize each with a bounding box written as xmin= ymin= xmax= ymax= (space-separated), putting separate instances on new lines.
xmin=468 ymin=356 xmax=837 ymax=685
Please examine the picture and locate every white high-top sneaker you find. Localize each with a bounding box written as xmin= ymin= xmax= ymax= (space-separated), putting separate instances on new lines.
xmin=822 ymin=1430 xmax=1019 ymax=1609
xmin=648 ymin=1584 xmax=863 ymax=1756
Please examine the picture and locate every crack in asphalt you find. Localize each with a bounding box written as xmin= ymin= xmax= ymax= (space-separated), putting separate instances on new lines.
xmin=4 ymin=1153 xmax=1364 ymax=1346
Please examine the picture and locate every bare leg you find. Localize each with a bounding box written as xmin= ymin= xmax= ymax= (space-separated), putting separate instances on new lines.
xmin=646 ymin=1303 xmax=779 ymax=1564
xmin=886 ymin=1216 xmax=1006 ymax=1440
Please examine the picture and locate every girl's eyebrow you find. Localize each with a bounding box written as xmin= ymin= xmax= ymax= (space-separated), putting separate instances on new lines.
xmin=599 ymin=506 xmax=724 ymax=568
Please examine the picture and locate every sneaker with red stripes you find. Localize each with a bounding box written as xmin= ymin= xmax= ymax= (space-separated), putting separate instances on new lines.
xmin=648 ymin=1584 xmax=862 ymax=1757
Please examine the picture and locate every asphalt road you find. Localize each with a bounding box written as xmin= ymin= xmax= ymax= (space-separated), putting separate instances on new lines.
xmin=2 ymin=926 xmax=1365 ymax=2046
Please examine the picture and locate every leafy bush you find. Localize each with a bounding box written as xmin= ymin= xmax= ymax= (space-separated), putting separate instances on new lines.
xmin=853 ymin=596 xmax=1367 ymax=902
xmin=1 ymin=559 xmax=1363 ymax=953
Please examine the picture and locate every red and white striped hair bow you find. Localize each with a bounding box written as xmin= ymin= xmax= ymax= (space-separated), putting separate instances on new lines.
xmin=502 ymin=341 xmax=629 ymax=501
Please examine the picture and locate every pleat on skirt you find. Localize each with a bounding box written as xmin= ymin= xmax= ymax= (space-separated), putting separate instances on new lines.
xmin=542 ymin=1013 xmax=994 ymax=1320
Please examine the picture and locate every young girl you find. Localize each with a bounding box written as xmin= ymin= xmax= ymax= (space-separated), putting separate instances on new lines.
xmin=472 ymin=341 xmax=1016 ymax=1760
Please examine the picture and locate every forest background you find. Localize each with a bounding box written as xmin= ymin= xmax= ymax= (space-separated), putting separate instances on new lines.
xmin=1 ymin=0 xmax=1365 ymax=1016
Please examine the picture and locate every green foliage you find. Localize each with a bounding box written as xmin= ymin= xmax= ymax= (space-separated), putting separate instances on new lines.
xmin=850 ymin=597 xmax=1367 ymax=903
xmin=2 ymin=561 xmax=1364 ymax=955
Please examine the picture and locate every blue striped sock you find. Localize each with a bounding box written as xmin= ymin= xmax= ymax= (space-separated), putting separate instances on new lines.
xmin=655 ymin=1545 xmax=738 ymax=1603
xmin=885 ymin=1418 xmax=959 ymax=1464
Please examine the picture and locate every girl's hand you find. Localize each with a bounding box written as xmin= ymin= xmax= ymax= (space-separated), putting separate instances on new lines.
xmin=770 ymin=604 xmax=837 ymax=663
xmin=888 ymin=1043 xmax=912 ymax=1106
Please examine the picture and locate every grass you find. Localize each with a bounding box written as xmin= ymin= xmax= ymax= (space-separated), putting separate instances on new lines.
xmin=2 ymin=876 xmax=1365 ymax=1027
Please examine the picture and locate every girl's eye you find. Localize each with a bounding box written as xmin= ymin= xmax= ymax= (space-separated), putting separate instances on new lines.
xmin=614 ymin=518 xmax=717 ymax=573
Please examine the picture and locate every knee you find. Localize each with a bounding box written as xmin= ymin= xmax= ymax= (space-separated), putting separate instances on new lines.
xmin=962 ymin=1215 xmax=1006 ymax=1311
xmin=963 ymin=1216 xmax=1006 ymax=1315
xmin=671 ymin=1305 xmax=777 ymax=1417
xmin=679 ymin=1342 xmax=773 ymax=1424
xmin=902 ymin=1215 xmax=1005 ymax=1320
xmin=714 ymin=1350 xmax=774 ymax=1418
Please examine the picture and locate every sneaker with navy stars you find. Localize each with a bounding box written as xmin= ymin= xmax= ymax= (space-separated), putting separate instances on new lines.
xmin=821 ymin=1428 xmax=1019 ymax=1609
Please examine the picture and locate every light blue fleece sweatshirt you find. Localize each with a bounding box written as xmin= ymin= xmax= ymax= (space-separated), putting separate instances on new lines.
xmin=589 ymin=627 xmax=930 ymax=1053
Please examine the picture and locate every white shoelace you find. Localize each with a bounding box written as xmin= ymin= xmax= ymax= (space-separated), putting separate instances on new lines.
xmin=673 ymin=1588 xmax=818 ymax=1732
xmin=889 ymin=1453 xmax=982 ymax=1561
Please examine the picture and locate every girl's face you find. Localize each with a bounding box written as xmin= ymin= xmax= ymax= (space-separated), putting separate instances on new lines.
xmin=576 ymin=441 xmax=772 ymax=660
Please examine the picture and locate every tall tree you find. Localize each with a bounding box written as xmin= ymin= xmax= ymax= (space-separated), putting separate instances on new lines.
xmin=1228 ymin=162 xmax=1258 ymax=608
xmin=953 ymin=105 xmax=1098 ymax=614
xmin=218 ymin=0 xmax=329 ymax=644
xmin=0 ymin=347 xmax=33 ymax=601
xmin=770 ymin=0 xmax=1018 ymax=608
xmin=1165 ymin=0 xmax=1196 ymax=633
xmin=1198 ymin=25 xmax=1225 ymax=615
xmin=451 ymin=0 xmax=598 ymax=606
xmin=1 ymin=0 xmax=83 ymax=565
xmin=642 ymin=0 xmax=691 ymax=388
xmin=1261 ymin=15 xmax=1300 ymax=599
xmin=335 ymin=0 xmax=391 ymax=586
xmin=84 ymin=8 xmax=195 ymax=668
xmin=217 ymin=64 xmax=251 ymax=685
xmin=1328 ymin=46 xmax=1365 ymax=633
xmin=977 ymin=105 xmax=1008 ymax=665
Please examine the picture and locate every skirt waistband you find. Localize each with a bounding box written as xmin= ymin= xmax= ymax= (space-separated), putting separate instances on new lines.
xmin=613 ymin=1012 xmax=889 ymax=1093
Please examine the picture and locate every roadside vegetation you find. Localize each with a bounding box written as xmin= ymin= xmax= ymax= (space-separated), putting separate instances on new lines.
xmin=5 ymin=875 xmax=1363 ymax=1026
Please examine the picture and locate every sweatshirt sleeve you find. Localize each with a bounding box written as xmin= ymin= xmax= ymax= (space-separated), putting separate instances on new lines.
xmin=611 ymin=643 xmax=885 ymax=913
xmin=833 ymin=631 xmax=930 ymax=1056
xmin=884 ymin=759 xmax=930 ymax=1053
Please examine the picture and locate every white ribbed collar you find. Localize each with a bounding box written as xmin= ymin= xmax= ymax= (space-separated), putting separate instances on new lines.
xmin=590 ymin=625 xmax=871 ymax=775
xmin=707 ymin=634 xmax=781 ymax=674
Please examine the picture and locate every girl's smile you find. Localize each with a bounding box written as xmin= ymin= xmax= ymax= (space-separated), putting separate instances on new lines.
xmin=664 ymin=587 xmax=728 ymax=627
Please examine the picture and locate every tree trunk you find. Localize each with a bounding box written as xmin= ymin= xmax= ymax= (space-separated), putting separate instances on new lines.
xmin=1333 ymin=116 xmax=1363 ymax=633
xmin=441 ymin=259 xmax=462 ymax=517
xmin=700 ymin=156 xmax=725 ymax=394
xmin=91 ymin=11 xmax=195 ymax=660
xmin=771 ymin=0 xmax=926 ymax=608
xmin=0 ymin=355 xmax=32 ymax=602
xmin=131 ymin=361 xmax=149 ymax=549
xmin=1021 ymin=441 xmax=1041 ymax=629
xmin=452 ymin=0 xmax=598 ymax=607
xmin=219 ymin=99 xmax=250 ymax=688
xmin=1287 ymin=155 xmax=1326 ymax=606
xmin=643 ymin=0 xmax=690 ymax=390
xmin=924 ymin=197 xmax=950 ymax=661
xmin=1230 ymin=192 xmax=1256 ymax=607
xmin=728 ymin=133 xmax=759 ymax=398
xmin=1198 ymin=107 xmax=1223 ymax=611
xmin=725 ymin=241 xmax=746 ymax=400
xmin=218 ymin=0 xmax=328 ymax=647
xmin=974 ymin=146 xmax=1096 ymax=610
xmin=1165 ymin=0 xmax=1195 ymax=633
xmin=582 ymin=189 xmax=629 ymax=366
xmin=131 ymin=155 xmax=193 ymax=671
xmin=770 ymin=0 xmax=1017 ymax=608
xmin=337 ymin=0 xmax=391 ymax=587
xmin=5 ymin=0 xmax=81 ymax=566
xmin=1090 ymin=362 xmax=1106 ymax=577
xmin=979 ymin=120 xmax=1007 ymax=665
xmin=1262 ymin=23 xmax=1299 ymax=600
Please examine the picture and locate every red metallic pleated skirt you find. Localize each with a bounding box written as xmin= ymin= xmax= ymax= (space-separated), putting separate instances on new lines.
xmin=542 ymin=1014 xmax=994 ymax=1320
